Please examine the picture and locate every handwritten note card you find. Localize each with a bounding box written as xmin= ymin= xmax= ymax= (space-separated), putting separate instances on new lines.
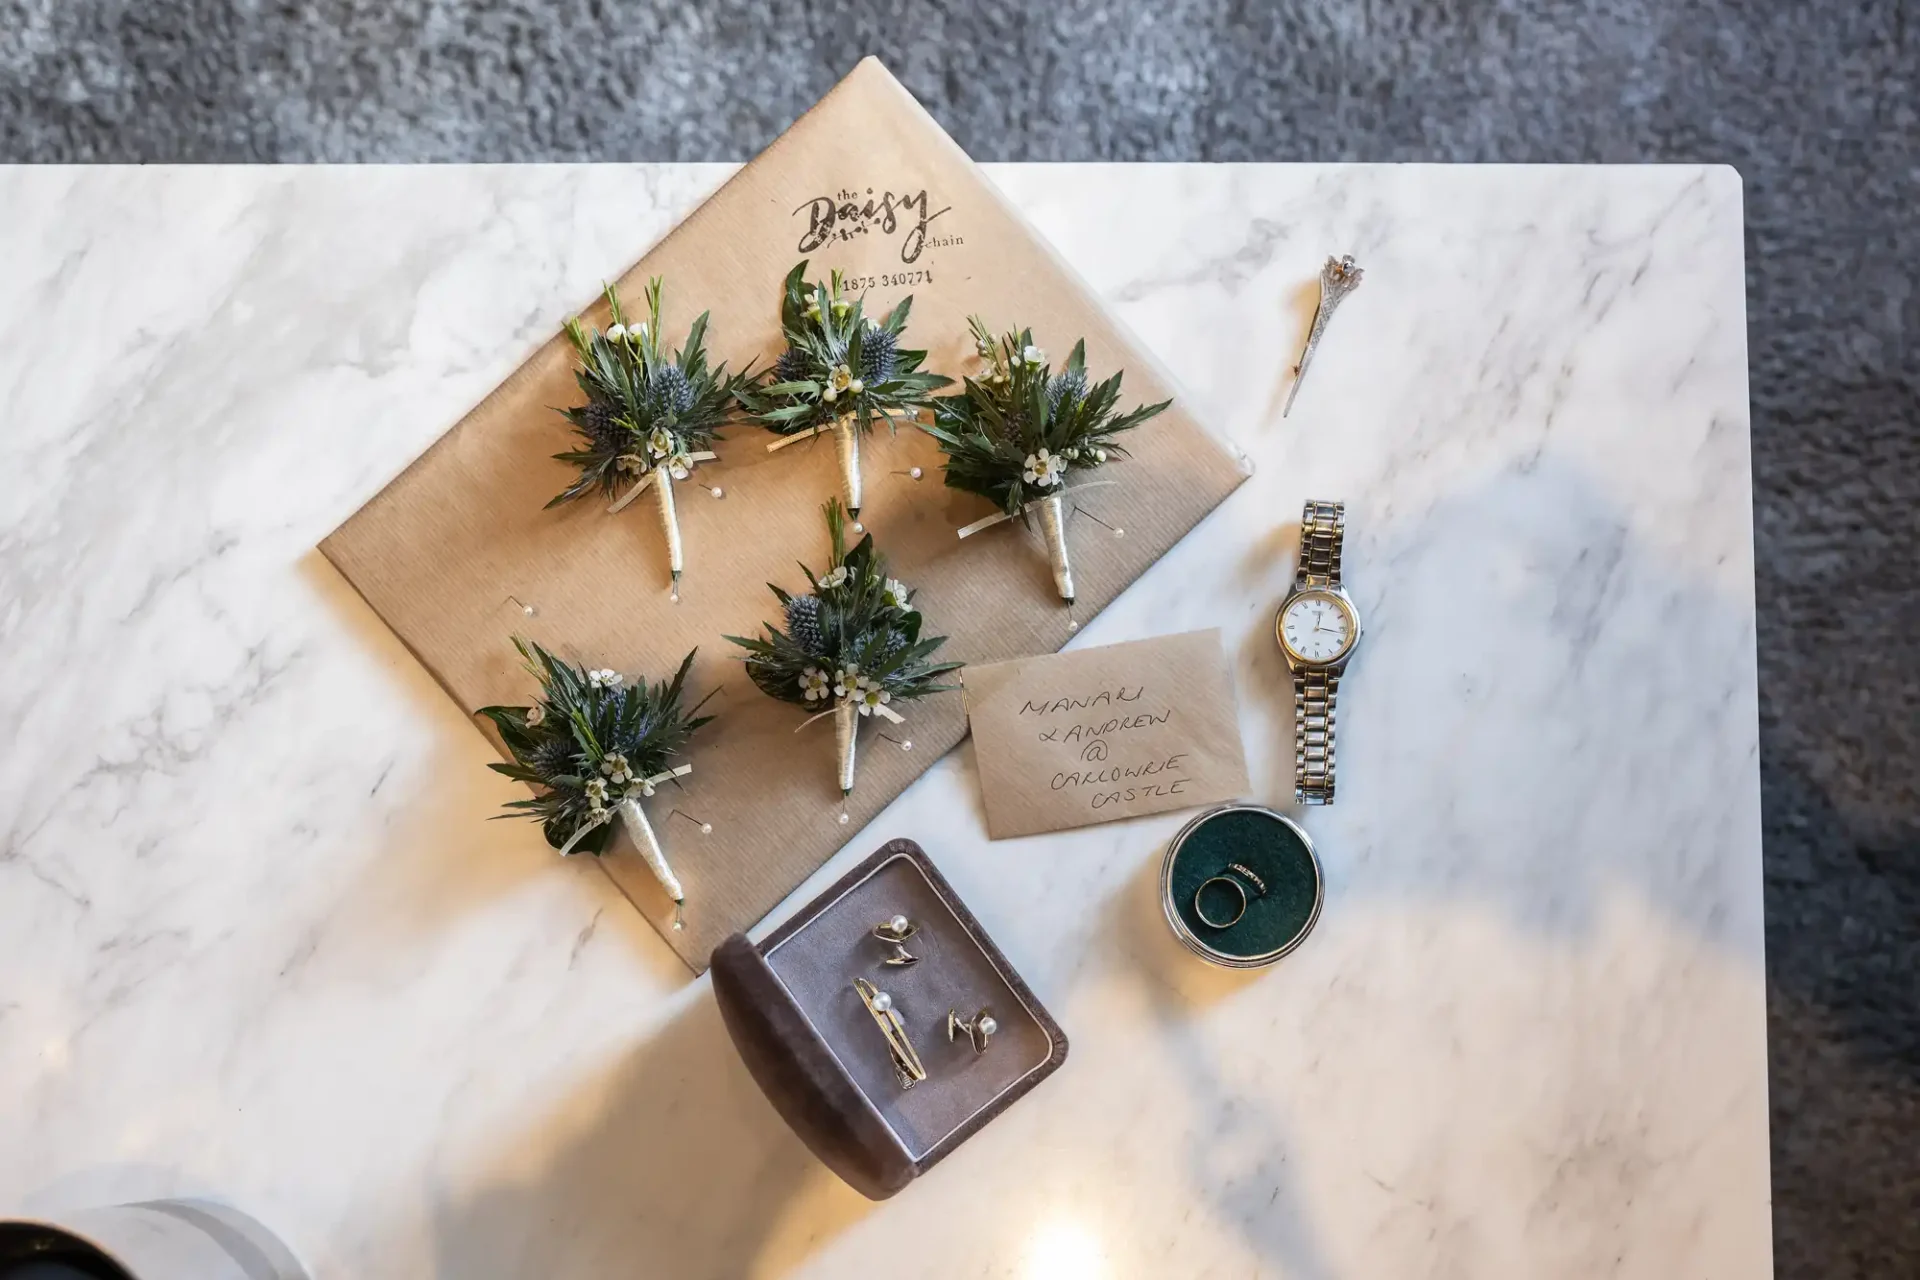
xmin=963 ymin=630 xmax=1250 ymax=838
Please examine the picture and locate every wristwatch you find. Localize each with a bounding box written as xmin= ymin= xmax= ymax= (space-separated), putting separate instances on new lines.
xmin=1275 ymin=500 xmax=1361 ymax=805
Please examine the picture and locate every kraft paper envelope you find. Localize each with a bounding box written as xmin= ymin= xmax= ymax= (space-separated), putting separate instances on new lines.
xmin=963 ymin=630 xmax=1250 ymax=839
xmin=321 ymin=58 xmax=1250 ymax=971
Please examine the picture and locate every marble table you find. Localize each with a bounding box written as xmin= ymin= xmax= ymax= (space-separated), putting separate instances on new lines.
xmin=0 ymin=164 xmax=1769 ymax=1278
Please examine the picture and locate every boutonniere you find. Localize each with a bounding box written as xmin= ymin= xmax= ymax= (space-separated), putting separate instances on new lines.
xmin=549 ymin=278 xmax=748 ymax=596
xmin=727 ymin=500 xmax=960 ymax=802
xmin=739 ymin=262 xmax=950 ymax=517
xmin=924 ymin=318 xmax=1169 ymax=603
xmin=478 ymin=641 xmax=716 ymax=930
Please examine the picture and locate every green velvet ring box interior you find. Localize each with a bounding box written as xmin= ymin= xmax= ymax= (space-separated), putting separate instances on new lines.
xmin=1161 ymin=805 xmax=1325 ymax=967
xmin=710 ymin=839 xmax=1068 ymax=1200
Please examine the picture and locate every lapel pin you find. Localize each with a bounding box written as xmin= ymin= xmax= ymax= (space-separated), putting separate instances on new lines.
xmin=1284 ymin=254 xmax=1364 ymax=418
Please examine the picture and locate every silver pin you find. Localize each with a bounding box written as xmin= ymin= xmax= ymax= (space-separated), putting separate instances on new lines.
xmin=1074 ymin=506 xmax=1125 ymax=540
xmin=1283 ymin=254 xmax=1364 ymax=418
xmin=879 ymin=732 xmax=913 ymax=752
xmin=670 ymin=808 xmax=713 ymax=836
xmin=505 ymin=595 xmax=537 ymax=617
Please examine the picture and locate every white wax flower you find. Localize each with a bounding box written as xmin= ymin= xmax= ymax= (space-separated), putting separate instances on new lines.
xmin=605 ymin=323 xmax=627 ymax=343
xmin=882 ymin=578 xmax=910 ymax=610
xmin=799 ymin=667 xmax=830 ymax=702
xmin=1022 ymin=345 xmax=1045 ymax=366
xmin=588 ymin=668 xmax=623 ymax=689
xmin=524 ymin=704 xmax=545 ymax=726
xmin=1023 ymin=449 xmax=1065 ymax=487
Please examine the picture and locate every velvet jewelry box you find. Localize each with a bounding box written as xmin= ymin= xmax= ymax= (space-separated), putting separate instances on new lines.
xmin=711 ymin=840 xmax=1067 ymax=1200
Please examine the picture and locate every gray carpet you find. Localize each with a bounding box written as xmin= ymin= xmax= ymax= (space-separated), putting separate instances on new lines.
xmin=3 ymin=1 xmax=1915 ymax=1272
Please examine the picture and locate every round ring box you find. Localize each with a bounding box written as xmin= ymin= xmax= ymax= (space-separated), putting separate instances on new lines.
xmin=1160 ymin=804 xmax=1324 ymax=968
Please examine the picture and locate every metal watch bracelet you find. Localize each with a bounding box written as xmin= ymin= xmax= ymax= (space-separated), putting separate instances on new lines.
xmin=1294 ymin=500 xmax=1345 ymax=805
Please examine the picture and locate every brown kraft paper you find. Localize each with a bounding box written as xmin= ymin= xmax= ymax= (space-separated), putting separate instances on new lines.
xmin=963 ymin=630 xmax=1250 ymax=839
xmin=319 ymin=58 xmax=1251 ymax=971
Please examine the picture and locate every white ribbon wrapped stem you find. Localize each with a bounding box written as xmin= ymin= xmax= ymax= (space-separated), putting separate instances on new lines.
xmin=956 ymin=510 xmax=1014 ymax=539
xmin=794 ymin=698 xmax=904 ymax=731
xmin=954 ymin=478 xmax=1123 ymax=540
xmin=765 ymin=426 xmax=824 ymax=453
xmin=606 ymin=453 xmax=718 ymax=514
xmin=556 ymin=763 xmax=697 ymax=929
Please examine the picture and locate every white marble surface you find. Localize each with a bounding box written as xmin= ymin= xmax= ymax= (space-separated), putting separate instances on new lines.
xmin=0 ymin=163 xmax=1768 ymax=1278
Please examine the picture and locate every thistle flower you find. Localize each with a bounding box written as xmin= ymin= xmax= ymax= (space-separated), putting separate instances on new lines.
xmin=739 ymin=261 xmax=950 ymax=446
xmin=577 ymin=399 xmax=629 ymax=455
xmin=926 ymin=317 xmax=1171 ymax=605
xmin=726 ymin=501 xmax=962 ymax=796
xmin=927 ymin=317 xmax=1169 ymax=516
xmin=784 ymin=594 xmax=825 ymax=653
xmin=550 ymin=279 xmax=749 ymax=593
xmin=477 ymin=641 xmax=715 ymax=920
xmin=860 ymin=325 xmax=900 ymax=383
xmin=646 ymin=364 xmax=695 ymax=419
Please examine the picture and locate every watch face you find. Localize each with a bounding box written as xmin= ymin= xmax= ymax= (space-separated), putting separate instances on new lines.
xmin=1278 ymin=591 xmax=1356 ymax=664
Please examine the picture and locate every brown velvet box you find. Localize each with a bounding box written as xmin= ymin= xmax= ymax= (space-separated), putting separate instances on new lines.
xmin=711 ymin=840 xmax=1067 ymax=1200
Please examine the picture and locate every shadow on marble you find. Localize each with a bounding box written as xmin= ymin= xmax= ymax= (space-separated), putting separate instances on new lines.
xmin=1108 ymin=834 xmax=1266 ymax=1010
xmin=297 ymin=549 xmax=689 ymax=982
xmin=430 ymin=991 xmax=867 ymax=1280
xmin=1233 ymin=457 xmax=1760 ymax=960
xmin=1101 ymin=848 xmax=1338 ymax=1278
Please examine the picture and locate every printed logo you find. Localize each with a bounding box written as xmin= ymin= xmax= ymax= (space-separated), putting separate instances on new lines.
xmin=793 ymin=188 xmax=961 ymax=264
